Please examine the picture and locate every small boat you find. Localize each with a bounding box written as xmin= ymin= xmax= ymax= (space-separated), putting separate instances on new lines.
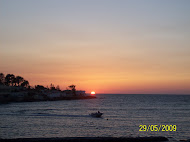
xmin=90 ymin=111 xmax=103 ymax=118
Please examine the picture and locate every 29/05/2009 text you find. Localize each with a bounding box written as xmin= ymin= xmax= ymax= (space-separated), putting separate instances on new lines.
xmin=139 ymin=125 xmax=177 ymax=131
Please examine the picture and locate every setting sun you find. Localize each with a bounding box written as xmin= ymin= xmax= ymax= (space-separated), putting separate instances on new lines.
xmin=91 ymin=91 xmax=96 ymax=95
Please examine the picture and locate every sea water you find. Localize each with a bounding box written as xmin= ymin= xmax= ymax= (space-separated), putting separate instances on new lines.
xmin=0 ymin=94 xmax=190 ymax=141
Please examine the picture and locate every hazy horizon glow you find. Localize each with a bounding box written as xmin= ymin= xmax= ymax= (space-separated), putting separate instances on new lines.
xmin=1 ymin=0 xmax=190 ymax=94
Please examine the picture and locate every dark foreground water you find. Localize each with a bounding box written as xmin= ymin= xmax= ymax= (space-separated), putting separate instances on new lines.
xmin=0 ymin=94 xmax=190 ymax=141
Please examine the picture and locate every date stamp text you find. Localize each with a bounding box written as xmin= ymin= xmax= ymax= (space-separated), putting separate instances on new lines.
xmin=139 ymin=125 xmax=177 ymax=132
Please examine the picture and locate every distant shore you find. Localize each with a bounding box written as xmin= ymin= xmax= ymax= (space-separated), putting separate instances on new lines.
xmin=0 ymin=137 xmax=169 ymax=142
xmin=0 ymin=83 xmax=96 ymax=103
xmin=1 ymin=73 xmax=97 ymax=103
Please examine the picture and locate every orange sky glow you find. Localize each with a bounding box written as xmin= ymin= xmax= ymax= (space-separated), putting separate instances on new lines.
xmin=1 ymin=1 xmax=190 ymax=94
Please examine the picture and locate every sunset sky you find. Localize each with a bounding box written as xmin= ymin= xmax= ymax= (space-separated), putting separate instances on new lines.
xmin=1 ymin=0 xmax=190 ymax=94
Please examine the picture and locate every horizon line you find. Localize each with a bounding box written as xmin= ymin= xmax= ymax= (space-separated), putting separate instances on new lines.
xmin=94 ymin=93 xmax=190 ymax=95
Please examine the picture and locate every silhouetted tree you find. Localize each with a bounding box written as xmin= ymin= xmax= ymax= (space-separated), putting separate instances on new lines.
xmin=11 ymin=76 xmax=16 ymax=86
xmin=5 ymin=74 xmax=15 ymax=86
xmin=69 ymin=84 xmax=76 ymax=96
xmin=16 ymin=76 xmax=24 ymax=86
xmin=50 ymin=83 xmax=56 ymax=90
xmin=35 ymin=85 xmax=46 ymax=90
xmin=0 ymin=73 xmax=5 ymax=85
xmin=46 ymin=85 xmax=49 ymax=90
xmin=2 ymin=73 xmax=30 ymax=87
xmin=56 ymin=85 xmax=60 ymax=91
xmin=69 ymin=85 xmax=76 ymax=90
xmin=12 ymin=77 xmax=17 ymax=86
xmin=21 ymin=80 xmax=29 ymax=88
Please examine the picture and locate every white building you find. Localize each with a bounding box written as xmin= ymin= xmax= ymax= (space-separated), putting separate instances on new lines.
xmin=46 ymin=90 xmax=62 ymax=99
xmin=76 ymin=90 xmax=86 ymax=96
